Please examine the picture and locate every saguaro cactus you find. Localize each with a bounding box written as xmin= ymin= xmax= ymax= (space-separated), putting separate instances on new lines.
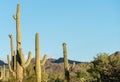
xmin=41 ymin=54 xmax=47 ymax=66
xmin=13 ymin=4 xmax=22 ymax=49
xmin=35 ymin=33 xmax=47 ymax=82
xmin=63 ymin=42 xmax=75 ymax=82
xmin=8 ymin=4 xmax=32 ymax=82
xmin=7 ymin=55 xmax=16 ymax=78
xmin=8 ymin=34 xmax=16 ymax=77
xmin=35 ymin=33 xmax=41 ymax=82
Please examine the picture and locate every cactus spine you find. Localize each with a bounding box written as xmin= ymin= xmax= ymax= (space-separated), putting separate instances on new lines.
xmin=63 ymin=42 xmax=75 ymax=82
xmin=35 ymin=33 xmax=47 ymax=82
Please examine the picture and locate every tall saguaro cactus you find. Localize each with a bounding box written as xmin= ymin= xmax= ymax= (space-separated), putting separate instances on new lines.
xmin=8 ymin=34 xmax=16 ymax=77
xmin=63 ymin=42 xmax=75 ymax=82
xmin=63 ymin=43 xmax=70 ymax=82
xmin=7 ymin=4 xmax=32 ymax=82
xmin=13 ymin=4 xmax=22 ymax=50
xmin=13 ymin=4 xmax=23 ymax=81
xmin=35 ymin=33 xmax=41 ymax=82
xmin=35 ymin=33 xmax=47 ymax=82
xmin=63 ymin=43 xmax=69 ymax=70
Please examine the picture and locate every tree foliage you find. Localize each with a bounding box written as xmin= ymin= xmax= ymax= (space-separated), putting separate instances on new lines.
xmin=88 ymin=53 xmax=120 ymax=82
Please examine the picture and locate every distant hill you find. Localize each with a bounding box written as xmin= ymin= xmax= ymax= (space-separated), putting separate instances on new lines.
xmin=44 ymin=57 xmax=89 ymax=74
xmin=47 ymin=58 xmax=56 ymax=62
xmin=113 ymin=51 xmax=120 ymax=56
xmin=30 ymin=57 xmax=84 ymax=73
xmin=109 ymin=51 xmax=120 ymax=57
xmin=31 ymin=57 xmax=82 ymax=64
xmin=0 ymin=60 xmax=7 ymax=66
xmin=51 ymin=57 xmax=81 ymax=64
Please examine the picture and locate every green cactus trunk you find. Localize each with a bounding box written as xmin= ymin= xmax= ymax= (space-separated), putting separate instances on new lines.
xmin=63 ymin=42 xmax=75 ymax=82
xmin=7 ymin=55 xmax=16 ymax=79
xmin=13 ymin=4 xmax=22 ymax=50
xmin=13 ymin=4 xmax=23 ymax=82
xmin=35 ymin=33 xmax=41 ymax=82
xmin=41 ymin=54 xmax=47 ymax=73
xmin=35 ymin=33 xmax=47 ymax=82
xmin=11 ymin=4 xmax=32 ymax=82
xmin=63 ymin=42 xmax=70 ymax=82
xmin=8 ymin=34 xmax=16 ymax=78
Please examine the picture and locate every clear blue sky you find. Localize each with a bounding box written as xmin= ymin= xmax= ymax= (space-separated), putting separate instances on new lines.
xmin=0 ymin=0 xmax=120 ymax=62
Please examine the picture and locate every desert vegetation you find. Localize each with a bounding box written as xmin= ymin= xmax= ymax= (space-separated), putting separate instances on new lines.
xmin=0 ymin=4 xmax=120 ymax=82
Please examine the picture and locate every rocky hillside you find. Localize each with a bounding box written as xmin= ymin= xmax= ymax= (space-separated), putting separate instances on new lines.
xmin=30 ymin=57 xmax=88 ymax=74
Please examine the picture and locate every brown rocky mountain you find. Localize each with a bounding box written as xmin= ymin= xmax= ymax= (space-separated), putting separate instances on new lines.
xmin=30 ymin=57 xmax=88 ymax=74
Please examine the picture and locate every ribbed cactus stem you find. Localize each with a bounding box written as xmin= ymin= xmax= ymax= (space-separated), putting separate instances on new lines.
xmin=23 ymin=51 xmax=32 ymax=69
xmin=8 ymin=34 xmax=16 ymax=72
xmin=8 ymin=34 xmax=15 ymax=56
xmin=16 ymin=41 xmax=32 ymax=82
xmin=18 ymin=48 xmax=25 ymax=65
xmin=12 ymin=4 xmax=32 ymax=82
xmin=41 ymin=55 xmax=47 ymax=66
xmin=63 ymin=42 xmax=70 ymax=82
xmin=63 ymin=42 xmax=69 ymax=70
xmin=13 ymin=4 xmax=23 ymax=82
xmin=7 ymin=55 xmax=14 ymax=73
xmin=7 ymin=55 xmax=16 ymax=78
xmin=17 ymin=48 xmax=32 ymax=69
xmin=13 ymin=4 xmax=22 ymax=50
xmin=63 ymin=42 xmax=75 ymax=82
xmin=35 ymin=33 xmax=41 ymax=82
